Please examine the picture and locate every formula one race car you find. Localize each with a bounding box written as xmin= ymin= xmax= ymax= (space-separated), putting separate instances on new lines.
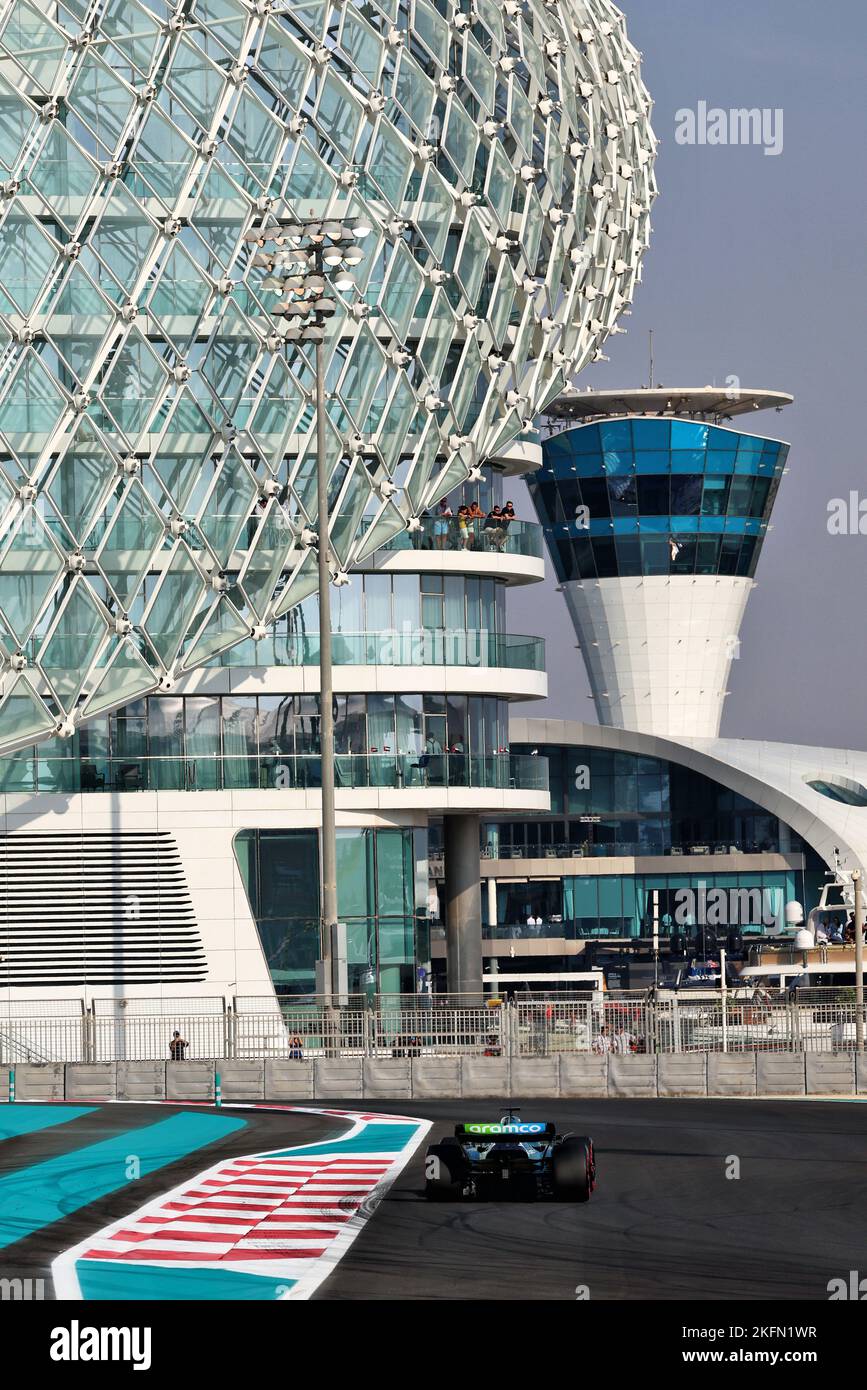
xmin=424 ymin=1110 xmax=596 ymax=1202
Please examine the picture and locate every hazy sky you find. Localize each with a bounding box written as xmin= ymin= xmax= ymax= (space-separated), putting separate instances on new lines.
xmin=509 ymin=0 xmax=867 ymax=748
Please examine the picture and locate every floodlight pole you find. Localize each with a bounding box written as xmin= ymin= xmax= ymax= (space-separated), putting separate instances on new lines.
xmin=315 ymin=320 xmax=338 ymax=1003
xmin=250 ymin=216 xmax=365 ymax=1005
xmin=854 ymin=870 xmax=864 ymax=1053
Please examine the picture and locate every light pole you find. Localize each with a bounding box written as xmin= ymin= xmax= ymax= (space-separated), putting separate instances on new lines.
xmin=244 ymin=216 xmax=368 ymax=1000
xmin=854 ymin=870 xmax=864 ymax=1053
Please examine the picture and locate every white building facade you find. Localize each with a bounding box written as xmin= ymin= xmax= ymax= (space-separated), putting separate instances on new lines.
xmin=0 ymin=448 xmax=550 ymax=1004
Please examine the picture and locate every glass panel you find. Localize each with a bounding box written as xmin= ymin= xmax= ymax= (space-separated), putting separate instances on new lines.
xmin=367 ymin=120 xmax=414 ymax=208
xmin=413 ymin=0 xmax=449 ymax=66
xmin=380 ymin=241 xmax=425 ymax=339
xmin=443 ymin=98 xmax=479 ymax=179
xmin=393 ymin=50 xmax=436 ymax=138
xmin=316 ymin=70 xmax=364 ymax=161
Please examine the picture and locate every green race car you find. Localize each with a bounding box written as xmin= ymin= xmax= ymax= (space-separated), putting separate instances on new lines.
xmin=424 ymin=1110 xmax=596 ymax=1202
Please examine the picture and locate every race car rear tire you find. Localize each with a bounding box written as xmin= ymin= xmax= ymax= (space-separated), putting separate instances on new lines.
xmin=424 ymin=1142 xmax=466 ymax=1201
xmin=552 ymin=1135 xmax=594 ymax=1202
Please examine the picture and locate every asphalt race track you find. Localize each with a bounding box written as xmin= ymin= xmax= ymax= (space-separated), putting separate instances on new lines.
xmin=4 ymin=1098 xmax=867 ymax=1300
xmin=314 ymin=1098 xmax=867 ymax=1301
xmin=0 ymin=1103 xmax=344 ymax=1297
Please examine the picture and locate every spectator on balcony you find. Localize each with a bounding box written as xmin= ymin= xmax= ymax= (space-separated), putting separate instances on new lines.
xmin=456 ymin=504 xmax=471 ymax=549
xmin=449 ymin=739 xmax=467 ymax=786
xmin=169 ymin=1030 xmax=188 ymax=1061
xmin=501 ymin=500 xmax=516 ymax=536
xmin=467 ymin=499 xmax=485 ymax=546
xmin=422 ymin=731 xmax=444 ymax=786
xmin=483 ymin=505 xmax=506 ymax=551
xmin=434 ymin=498 xmax=452 ymax=550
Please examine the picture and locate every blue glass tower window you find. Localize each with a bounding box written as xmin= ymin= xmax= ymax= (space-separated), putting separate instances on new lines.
xmin=530 ymin=415 xmax=788 ymax=583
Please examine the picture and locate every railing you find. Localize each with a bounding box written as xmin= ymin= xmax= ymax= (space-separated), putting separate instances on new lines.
xmin=487 ymin=840 xmax=797 ymax=860
xmin=361 ymin=516 xmax=544 ymax=559
xmin=214 ymin=628 xmax=546 ymax=670
xmin=3 ymin=993 xmax=867 ymax=1062
xmin=0 ymin=751 xmax=548 ymax=796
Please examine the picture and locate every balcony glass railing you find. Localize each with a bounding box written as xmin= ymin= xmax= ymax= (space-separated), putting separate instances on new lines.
xmin=360 ymin=517 xmax=544 ymax=559
xmin=216 ymin=629 xmax=545 ymax=671
xmin=483 ymin=922 xmax=572 ymax=941
xmin=0 ymin=753 xmax=549 ymax=796
xmin=484 ymin=840 xmax=792 ymax=860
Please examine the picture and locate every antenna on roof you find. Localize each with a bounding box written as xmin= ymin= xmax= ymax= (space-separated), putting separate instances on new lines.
xmin=648 ymin=328 xmax=654 ymax=390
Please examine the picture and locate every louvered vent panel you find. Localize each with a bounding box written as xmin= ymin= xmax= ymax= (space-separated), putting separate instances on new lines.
xmin=0 ymin=833 xmax=207 ymax=986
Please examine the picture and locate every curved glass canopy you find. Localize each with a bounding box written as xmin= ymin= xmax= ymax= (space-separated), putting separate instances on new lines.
xmin=0 ymin=0 xmax=656 ymax=753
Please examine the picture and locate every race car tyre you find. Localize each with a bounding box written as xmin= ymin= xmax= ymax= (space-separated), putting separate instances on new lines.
xmin=424 ymin=1141 xmax=466 ymax=1201
xmin=552 ymin=1135 xmax=595 ymax=1202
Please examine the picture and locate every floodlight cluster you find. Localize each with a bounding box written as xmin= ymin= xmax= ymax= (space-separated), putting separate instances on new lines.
xmin=0 ymin=0 xmax=656 ymax=753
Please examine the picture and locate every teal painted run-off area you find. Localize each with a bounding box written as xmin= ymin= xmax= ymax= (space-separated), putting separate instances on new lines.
xmin=0 ymin=1106 xmax=95 ymax=1142
xmin=269 ymin=1122 xmax=421 ymax=1159
xmin=0 ymin=1111 xmax=245 ymax=1250
xmin=76 ymin=1261 xmax=295 ymax=1302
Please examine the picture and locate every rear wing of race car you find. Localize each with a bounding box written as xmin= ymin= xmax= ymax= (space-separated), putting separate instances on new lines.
xmin=455 ymin=1121 xmax=556 ymax=1141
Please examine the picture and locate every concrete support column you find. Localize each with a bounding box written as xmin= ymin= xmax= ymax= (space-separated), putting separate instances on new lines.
xmin=486 ymin=876 xmax=498 ymax=929
xmin=444 ymin=813 xmax=483 ymax=1000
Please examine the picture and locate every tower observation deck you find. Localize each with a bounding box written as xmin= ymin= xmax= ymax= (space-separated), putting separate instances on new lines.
xmin=528 ymin=388 xmax=794 ymax=738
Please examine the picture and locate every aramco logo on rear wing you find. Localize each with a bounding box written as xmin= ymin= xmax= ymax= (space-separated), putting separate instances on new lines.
xmin=464 ymin=1124 xmax=545 ymax=1135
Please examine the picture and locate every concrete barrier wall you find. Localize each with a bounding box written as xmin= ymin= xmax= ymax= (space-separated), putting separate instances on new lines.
xmin=510 ymin=1057 xmax=559 ymax=1097
xmin=264 ymin=1059 xmax=314 ymax=1100
xmin=362 ymin=1059 xmax=412 ymax=1099
xmin=460 ymin=1058 xmax=510 ymax=1097
xmin=217 ymin=1061 xmax=264 ymax=1102
xmin=805 ymin=1053 xmax=855 ymax=1095
xmin=5 ymin=1053 xmax=867 ymax=1101
xmin=559 ymin=1055 xmax=609 ymax=1097
xmin=411 ymin=1057 xmax=462 ymax=1098
xmin=14 ymin=1063 xmax=65 ymax=1100
xmin=756 ymin=1053 xmax=806 ymax=1096
xmin=658 ymin=1054 xmax=707 ymax=1098
xmin=117 ymin=1061 xmax=166 ymax=1101
xmin=608 ymin=1055 xmax=658 ymax=1098
xmin=312 ymin=1058 xmax=363 ymax=1098
xmin=65 ymin=1063 xmax=117 ymax=1101
xmin=166 ymin=1061 xmax=215 ymax=1102
xmin=707 ymin=1052 xmax=757 ymax=1097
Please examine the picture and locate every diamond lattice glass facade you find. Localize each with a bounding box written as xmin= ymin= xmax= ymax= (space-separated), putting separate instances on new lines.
xmin=0 ymin=0 xmax=655 ymax=755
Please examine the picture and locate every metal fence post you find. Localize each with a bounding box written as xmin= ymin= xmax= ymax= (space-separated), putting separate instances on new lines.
xmin=8 ymin=1068 xmax=14 ymax=1103
xmin=85 ymin=1006 xmax=96 ymax=1064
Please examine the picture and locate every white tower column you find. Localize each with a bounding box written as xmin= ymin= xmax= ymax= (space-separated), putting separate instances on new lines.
xmin=564 ymin=575 xmax=754 ymax=738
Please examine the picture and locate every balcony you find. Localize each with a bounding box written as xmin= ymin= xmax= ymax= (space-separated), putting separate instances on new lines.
xmin=0 ymin=752 xmax=549 ymax=797
xmin=484 ymin=840 xmax=798 ymax=861
xmin=214 ymin=629 xmax=546 ymax=672
xmin=483 ymin=921 xmax=572 ymax=941
xmin=360 ymin=516 xmax=544 ymax=559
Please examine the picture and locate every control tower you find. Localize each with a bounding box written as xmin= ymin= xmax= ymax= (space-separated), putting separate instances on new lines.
xmin=527 ymin=388 xmax=794 ymax=738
